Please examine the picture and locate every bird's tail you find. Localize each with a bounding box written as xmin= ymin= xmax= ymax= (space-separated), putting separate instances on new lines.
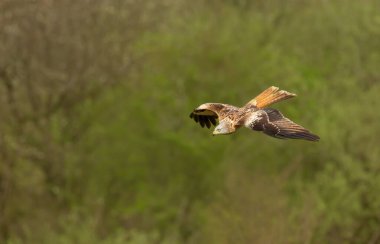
xmin=246 ymin=86 xmax=296 ymax=108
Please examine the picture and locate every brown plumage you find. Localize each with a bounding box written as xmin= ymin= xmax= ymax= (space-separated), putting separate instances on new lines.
xmin=189 ymin=86 xmax=320 ymax=141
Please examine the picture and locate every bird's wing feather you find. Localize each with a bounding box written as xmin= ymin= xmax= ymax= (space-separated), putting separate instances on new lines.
xmin=246 ymin=108 xmax=320 ymax=141
xmin=189 ymin=105 xmax=221 ymax=129
xmin=245 ymin=86 xmax=296 ymax=108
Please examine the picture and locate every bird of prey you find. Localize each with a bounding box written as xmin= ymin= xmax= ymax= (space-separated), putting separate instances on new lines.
xmin=189 ymin=86 xmax=319 ymax=141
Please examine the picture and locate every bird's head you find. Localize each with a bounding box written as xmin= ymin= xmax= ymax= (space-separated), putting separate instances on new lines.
xmin=213 ymin=123 xmax=233 ymax=136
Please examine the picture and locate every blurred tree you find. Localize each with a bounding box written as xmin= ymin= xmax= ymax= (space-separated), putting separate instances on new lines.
xmin=0 ymin=0 xmax=170 ymax=241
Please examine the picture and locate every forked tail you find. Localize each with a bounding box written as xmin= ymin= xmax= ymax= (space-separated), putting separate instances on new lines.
xmin=245 ymin=86 xmax=296 ymax=108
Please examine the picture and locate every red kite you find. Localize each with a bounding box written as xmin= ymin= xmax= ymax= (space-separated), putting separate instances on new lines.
xmin=190 ymin=86 xmax=319 ymax=141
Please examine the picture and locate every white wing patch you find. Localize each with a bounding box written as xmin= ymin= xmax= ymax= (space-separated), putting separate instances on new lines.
xmin=244 ymin=110 xmax=265 ymax=128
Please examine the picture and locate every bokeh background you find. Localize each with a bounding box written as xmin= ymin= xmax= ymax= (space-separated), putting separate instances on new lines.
xmin=1 ymin=0 xmax=380 ymax=243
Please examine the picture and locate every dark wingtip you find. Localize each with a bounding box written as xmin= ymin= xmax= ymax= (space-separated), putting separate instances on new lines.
xmin=310 ymin=134 xmax=320 ymax=142
xmin=199 ymin=119 xmax=205 ymax=128
xmin=278 ymin=130 xmax=320 ymax=142
xmin=189 ymin=110 xmax=218 ymax=130
xmin=204 ymin=118 xmax=211 ymax=128
xmin=210 ymin=117 xmax=217 ymax=126
xmin=300 ymin=132 xmax=320 ymax=142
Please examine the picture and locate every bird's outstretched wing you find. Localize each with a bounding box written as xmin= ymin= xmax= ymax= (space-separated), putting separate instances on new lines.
xmin=247 ymin=108 xmax=320 ymax=141
xmin=189 ymin=110 xmax=218 ymax=128
xmin=189 ymin=105 xmax=220 ymax=129
xmin=245 ymin=86 xmax=296 ymax=108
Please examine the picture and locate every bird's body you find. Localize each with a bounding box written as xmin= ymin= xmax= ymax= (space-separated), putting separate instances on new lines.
xmin=189 ymin=86 xmax=320 ymax=141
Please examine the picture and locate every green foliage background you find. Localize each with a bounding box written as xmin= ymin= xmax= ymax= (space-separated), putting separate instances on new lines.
xmin=1 ymin=0 xmax=380 ymax=243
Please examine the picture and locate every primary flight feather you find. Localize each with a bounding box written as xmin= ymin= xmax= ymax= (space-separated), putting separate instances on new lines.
xmin=189 ymin=86 xmax=320 ymax=141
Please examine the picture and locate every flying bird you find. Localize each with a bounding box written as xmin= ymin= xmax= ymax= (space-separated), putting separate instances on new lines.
xmin=189 ymin=86 xmax=320 ymax=141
